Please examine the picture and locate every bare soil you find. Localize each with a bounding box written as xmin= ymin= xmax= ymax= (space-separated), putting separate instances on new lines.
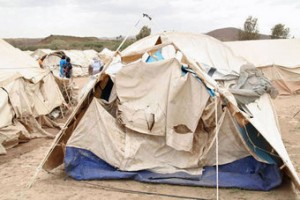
xmin=1 ymin=91 xmax=300 ymax=200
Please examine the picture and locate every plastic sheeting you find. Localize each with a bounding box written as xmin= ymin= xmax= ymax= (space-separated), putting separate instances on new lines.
xmin=65 ymin=147 xmax=282 ymax=191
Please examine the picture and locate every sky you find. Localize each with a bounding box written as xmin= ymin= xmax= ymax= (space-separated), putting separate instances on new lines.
xmin=0 ymin=0 xmax=299 ymax=38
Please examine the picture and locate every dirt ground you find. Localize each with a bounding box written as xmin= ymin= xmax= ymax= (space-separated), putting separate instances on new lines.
xmin=1 ymin=78 xmax=300 ymax=199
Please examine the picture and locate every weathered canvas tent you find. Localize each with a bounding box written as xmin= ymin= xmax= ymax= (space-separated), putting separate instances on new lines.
xmin=225 ymin=39 xmax=300 ymax=95
xmin=30 ymin=49 xmax=53 ymax=59
xmin=98 ymin=48 xmax=114 ymax=65
xmin=39 ymin=32 xmax=300 ymax=191
xmin=39 ymin=49 xmax=99 ymax=77
xmin=0 ymin=39 xmax=65 ymax=154
xmin=23 ymin=50 xmax=34 ymax=56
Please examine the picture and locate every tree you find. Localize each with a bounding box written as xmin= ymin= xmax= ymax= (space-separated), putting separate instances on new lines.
xmin=239 ymin=16 xmax=260 ymax=40
xmin=116 ymin=35 xmax=123 ymax=40
xmin=136 ymin=26 xmax=151 ymax=40
xmin=271 ymin=24 xmax=290 ymax=39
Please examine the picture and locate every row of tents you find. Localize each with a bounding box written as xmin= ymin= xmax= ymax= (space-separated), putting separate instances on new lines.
xmin=0 ymin=39 xmax=65 ymax=154
xmin=38 ymin=32 xmax=300 ymax=191
xmin=0 ymin=40 xmax=114 ymax=154
xmin=25 ymin=38 xmax=300 ymax=96
xmin=30 ymin=48 xmax=113 ymax=77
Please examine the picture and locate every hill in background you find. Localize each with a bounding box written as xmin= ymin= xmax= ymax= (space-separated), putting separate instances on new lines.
xmin=5 ymin=35 xmax=135 ymax=52
xmin=5 ymin=38 xmax=42 ymax=48
xmin=206 ymin=27 xmax=270 ymax=41
xmin=4 ymin=27 xmax=272 ymax=51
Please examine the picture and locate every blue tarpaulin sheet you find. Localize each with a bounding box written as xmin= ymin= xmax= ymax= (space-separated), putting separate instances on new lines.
xmin=65 ymin=147 xmax=282 ymax=191
xmin=146 ymin=50 xmax=164 ymax=63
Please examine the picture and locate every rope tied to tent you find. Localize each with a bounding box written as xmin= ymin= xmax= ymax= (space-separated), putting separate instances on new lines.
xmin=36 ymin=168 xmax=209 ymax=200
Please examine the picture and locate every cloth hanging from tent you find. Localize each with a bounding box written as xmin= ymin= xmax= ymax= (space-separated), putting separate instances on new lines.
xmin=229 ymin=64 xmax=278 ymax=105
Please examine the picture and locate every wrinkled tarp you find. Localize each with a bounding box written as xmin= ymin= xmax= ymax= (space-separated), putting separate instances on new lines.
xmin=65 ymin=147 xmax=282 ymax=191
xmin=116 ymin=58 xmax=210 ymax=151
xmin=66 ymin=94 xmax=250 ymax=175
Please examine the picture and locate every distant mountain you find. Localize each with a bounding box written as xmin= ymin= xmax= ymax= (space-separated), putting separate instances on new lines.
xmin=5 ymin=28 xmax=273 ymax=52
xmin=5 ymin=38 xmax=42 ymax=47
xmin=206 ymin=27 xmax=271 ymax=41
xmin=4 ymin=35 xmax=135 ymax=52
xmin=39 ymin=35 xmax=99 ymax=44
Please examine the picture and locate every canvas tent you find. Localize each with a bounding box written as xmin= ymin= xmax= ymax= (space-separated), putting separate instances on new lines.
xmin=39 ymin=32 xmax=300 ymax=191
xmin=24 ymin=50 xmax=34 ymax=56
xmin=38 ymin=49 xmax=99 ymax=77
xmin=0 ymin=39 xmax=65 ymax=154
xmin=225 ymin=39 xmax=300 ymax=95
xmin=98 ymin=48 xmax=114 ymax=66
xmin=30 ymin=49 xmax=53 ymax=60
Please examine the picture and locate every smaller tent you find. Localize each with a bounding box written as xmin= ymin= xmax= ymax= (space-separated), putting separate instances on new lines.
xmin=40 ymin=49 xmax=99 ymax=77
xmin=225 ymin=39 xmax=300 ymax=95
xmin=0 ymin=39 xmax=65 ymax=154
xmin=30 ymin=49 xmax=53 ymax=60
xmin=23 ymin=50 xmax=34 ymax=56
xmin=98 ymin=48 xmax=114 ymax=65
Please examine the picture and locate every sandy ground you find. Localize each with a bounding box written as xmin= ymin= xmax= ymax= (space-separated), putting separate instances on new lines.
xmin=1 ymin=79 xmax=300 ymax=199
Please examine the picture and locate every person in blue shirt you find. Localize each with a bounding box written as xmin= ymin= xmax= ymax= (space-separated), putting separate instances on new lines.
xmin=64 ymin=57 xmax=72 ymax=78
xmin=59 ymin=55 xmax=67 ymax=77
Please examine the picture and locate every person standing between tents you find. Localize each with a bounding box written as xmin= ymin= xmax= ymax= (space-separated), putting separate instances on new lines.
xmin=88 ymin=57 xmax=103 ymax=75
xmin=64 ymin=57 xmax=73 ymax=78
xmin=59 ymin=55 xmax=67 ymax=77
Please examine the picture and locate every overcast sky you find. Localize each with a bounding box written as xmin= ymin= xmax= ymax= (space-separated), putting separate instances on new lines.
xmin=0 ymin=0 xmax=299 ymax=38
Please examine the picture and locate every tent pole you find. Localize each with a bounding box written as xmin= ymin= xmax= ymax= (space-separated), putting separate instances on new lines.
xmin=215 ymin=96 xmax=219 ymax=200
xmin=116 ymin=13 xmax=152 ymax=52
